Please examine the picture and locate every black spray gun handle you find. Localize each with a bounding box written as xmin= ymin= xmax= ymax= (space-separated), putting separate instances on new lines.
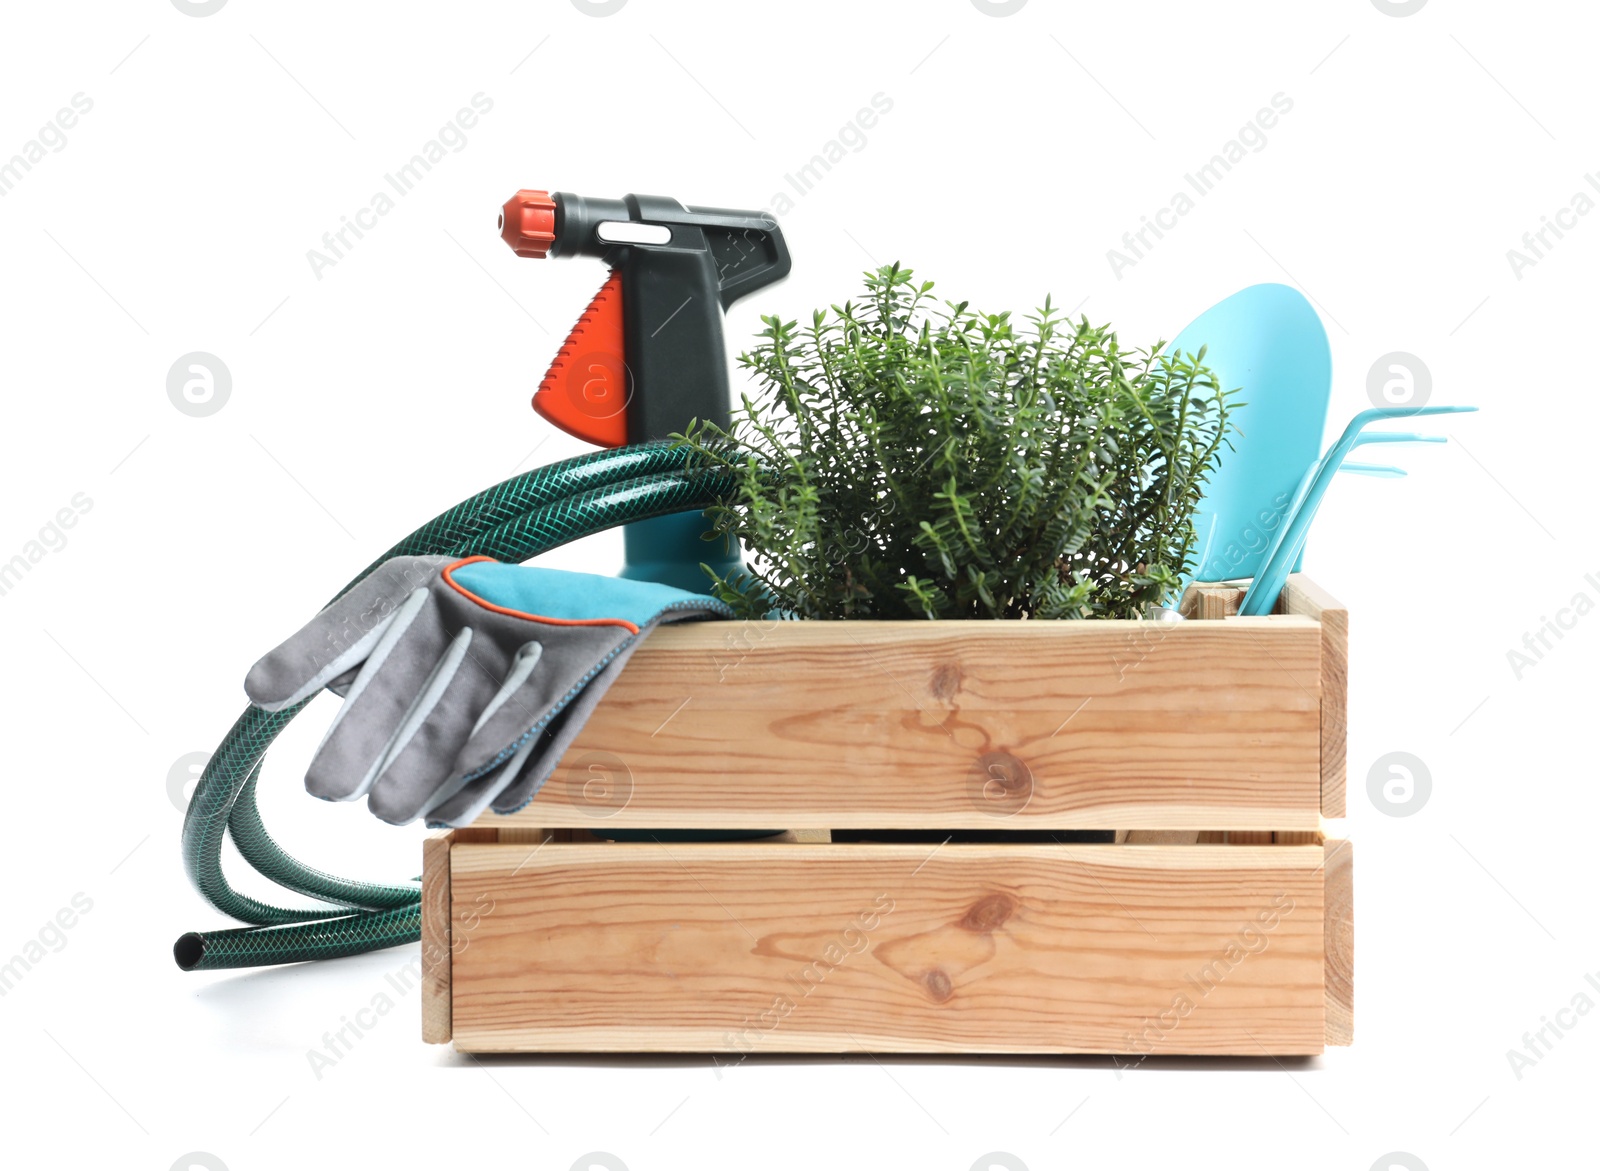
xmin=501 ymin=190 xmax=791 ymax=446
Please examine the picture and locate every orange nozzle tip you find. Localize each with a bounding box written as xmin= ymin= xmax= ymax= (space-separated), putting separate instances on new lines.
xmin=500 ymin=189 xmax=557 ymax=258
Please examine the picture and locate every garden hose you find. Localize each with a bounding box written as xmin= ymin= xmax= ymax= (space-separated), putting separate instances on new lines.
xmin=175 ymin=441 xmax=738 ymax=972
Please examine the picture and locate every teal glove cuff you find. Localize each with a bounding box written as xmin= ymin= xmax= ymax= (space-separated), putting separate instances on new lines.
xmin=447 ymin=558 xmax=720 ymax=631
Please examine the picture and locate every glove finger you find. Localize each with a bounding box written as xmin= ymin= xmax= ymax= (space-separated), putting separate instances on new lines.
xmin=449 ymin=624 xmax=624 ymax=779
xmin=245 ymin=555 xmax=448 ymax=710
xmin=467 ymin=640 xmax=545 ymax=736
xmin=364 ymin=635 xmax=506 ymax=824
xmin=423 ymin=731 xmax=545 ymax=828
xmin=304 ymin=594 xmax=454 ymax=801
xmin=487 ymin=636 xmax=648 ymax=817
xmin=431 ymin=611 xmax=717 ymax=824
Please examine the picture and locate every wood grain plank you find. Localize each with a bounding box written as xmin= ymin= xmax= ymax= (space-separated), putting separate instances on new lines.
xmin=488 ymin=616 xmax=1323 ymax=831
xmin=450 ymin=842 xmax=1327 ymax=1055
xmin=1324 ymin=838 xmax=1354 ymax=1046
xmin=420 ymin=833 xmax=452 ymax=1044
xmin=1281 ymin=576 xmax=1348 ymax=819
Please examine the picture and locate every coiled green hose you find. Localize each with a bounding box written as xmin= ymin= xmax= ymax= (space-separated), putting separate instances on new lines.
xmin=175 ymin=442 xmax=736 ymax=971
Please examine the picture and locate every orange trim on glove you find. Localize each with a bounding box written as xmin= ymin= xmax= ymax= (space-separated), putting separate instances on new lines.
xmin=440 ymin=556 xmax=641 ymax=634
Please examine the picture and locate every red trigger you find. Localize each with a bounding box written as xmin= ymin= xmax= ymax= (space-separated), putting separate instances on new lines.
xmin=532 ymin=270 xmax=630 ymax=448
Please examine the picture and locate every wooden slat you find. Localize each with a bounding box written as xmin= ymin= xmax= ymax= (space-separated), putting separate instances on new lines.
xmin=1280 ymin=576 xmax=1348 ymax=818
xmin=495 ymin=827 xmax=548 ymax=844
xmin=449 ymin=841 xmax=1327 ymax=1055
xmin=488 ymin=616 xmax=1323 ymax=831
xmin=1324 ymin=839 xmax=1354 ymax=1045
xmin=1274 ymin=830 xmax=1324 ymax=845
xmin=420 ymin=833 xmax=452 ymax=1044
xmin=1124 ymin=830 xmax=1201 ymax=845
xmin=774 ymin=828 xmax=833 ymax=843
xmin=549 ymin=828 xmax=600 ymax=843
xmin=1179 ymin=585 xmax=1246 ymax=620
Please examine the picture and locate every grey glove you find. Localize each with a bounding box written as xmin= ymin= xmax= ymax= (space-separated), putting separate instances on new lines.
xmin=245 ymin=555 xmax=731 ymax=826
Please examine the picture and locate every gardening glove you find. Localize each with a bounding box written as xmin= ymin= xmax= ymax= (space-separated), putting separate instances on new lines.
xmin=244 ymin=555 xmax=731 ymax=826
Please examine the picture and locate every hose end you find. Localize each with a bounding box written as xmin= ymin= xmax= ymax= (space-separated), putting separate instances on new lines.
xmin=174 ymin=932 xmax=206 ymax=971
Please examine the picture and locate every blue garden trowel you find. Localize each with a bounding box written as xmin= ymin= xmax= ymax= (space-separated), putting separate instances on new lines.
xmin=1167 ymin=283 xmax=1332 ymax=597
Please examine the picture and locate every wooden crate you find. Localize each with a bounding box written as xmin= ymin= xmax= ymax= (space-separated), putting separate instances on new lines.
xmin=421 ymin=574 xmax=1353 ymax=1055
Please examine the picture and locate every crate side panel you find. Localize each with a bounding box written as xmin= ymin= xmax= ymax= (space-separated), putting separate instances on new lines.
xmin=450 ymin=842 xmax=1327 ymax=1055
xmin=490 ymin=618 xmax=1323 ymax=830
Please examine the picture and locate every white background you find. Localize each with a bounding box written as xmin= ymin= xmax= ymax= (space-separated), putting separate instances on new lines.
xmin=1 ymin=1 xmax=1594 ymax=1168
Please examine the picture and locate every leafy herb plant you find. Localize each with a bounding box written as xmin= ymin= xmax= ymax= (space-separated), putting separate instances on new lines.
xmin=678 ymin=264 xmax=1233 ymax=620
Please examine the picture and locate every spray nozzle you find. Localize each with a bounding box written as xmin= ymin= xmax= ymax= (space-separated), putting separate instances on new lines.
xmin=496 ymin=189 xmax=791 ymax=449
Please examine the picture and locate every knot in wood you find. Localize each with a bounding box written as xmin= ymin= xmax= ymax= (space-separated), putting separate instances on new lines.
xmin=922 ymin=968 xmax=954 ymax=1002
xmin=960 ymin=892 xmax=1017 ymax=934
xmin=969 ymin=750 xmax=1033 ymax=816
xmin=929 ymin=660 xmax=963 ymax=700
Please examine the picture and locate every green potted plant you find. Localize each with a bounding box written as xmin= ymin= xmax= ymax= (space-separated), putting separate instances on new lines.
xmin=678 ymin=264 xmax=1234 ymax=619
